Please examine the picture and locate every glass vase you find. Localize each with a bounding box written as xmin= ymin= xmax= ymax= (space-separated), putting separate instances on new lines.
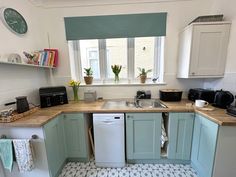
xmin=73 ymin=86 xmax=79 ymax=101
xmin=114 ymin=74 xmax=119 ymax=83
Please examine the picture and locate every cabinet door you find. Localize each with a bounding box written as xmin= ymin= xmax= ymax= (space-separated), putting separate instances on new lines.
xmin=126 ymin=113 xmax=162 ymax=160
xmin=43 ymin=117 xmax=63 ymax=177
xmin=168 ymin=113 xmax=194 ymax=160
xmin=63 ymin=113 xmax=87 ymax=158
xmin=58 ymin=115 xmax=66 ymax=163
xmin=191 ymin=114 xmax=218 ymax=177
xmin=190 ymin=24 xmax=230 ymax=76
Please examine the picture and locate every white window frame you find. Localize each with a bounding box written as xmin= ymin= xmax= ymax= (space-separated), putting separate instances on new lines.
xmin=69 ymin=37 xmax=164 ymax=84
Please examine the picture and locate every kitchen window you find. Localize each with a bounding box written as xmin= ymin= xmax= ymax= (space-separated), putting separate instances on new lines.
xmin=68 ymin=36 xmax=165 ymax=84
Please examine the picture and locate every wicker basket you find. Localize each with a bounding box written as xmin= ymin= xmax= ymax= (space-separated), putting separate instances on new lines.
xmin=0 ymin=107 xmax=39 ymax=123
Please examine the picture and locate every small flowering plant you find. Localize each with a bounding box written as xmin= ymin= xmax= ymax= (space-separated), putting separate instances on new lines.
xmin=69 ymin=80 xmax=80 ymax=87
xmin=68 ymin=80 xmax=80 ymax=101
xmin=111 ymin=65 xmax=122 ymax=82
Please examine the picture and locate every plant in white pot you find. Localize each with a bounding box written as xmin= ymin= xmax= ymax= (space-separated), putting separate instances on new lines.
xmin=138 ymin=67 xmax=152 ymax=83
xmin=84 ymin=67 xmax=93 ymax=85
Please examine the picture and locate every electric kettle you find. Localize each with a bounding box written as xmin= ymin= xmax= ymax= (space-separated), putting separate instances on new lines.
xmin=213 ymin=90 xmax=234 ymax=109
xmin=16 ymin=96 xmax=29 ymax=113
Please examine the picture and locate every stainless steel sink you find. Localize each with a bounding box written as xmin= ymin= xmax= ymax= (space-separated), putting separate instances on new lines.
xmin=130 ymin=99 xmax=167 ymax=108
xmin=102 ymin=99 xmax=167 ymax=109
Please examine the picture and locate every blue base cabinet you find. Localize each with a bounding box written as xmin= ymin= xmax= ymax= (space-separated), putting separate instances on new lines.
xmin=63 ymin=113 xmax=91 ymax=160
xmin=126 ymin=113 xmax=162 ymax=160
xmin=43 ymin=115 xmax=66 ymax=177
xmin=191 ymin=114 xmax=219 ymax=177
xmin=168 ymin=113 xmax=194 ymax=161
xmin=43 ymin=113 xmax=91 ymax=177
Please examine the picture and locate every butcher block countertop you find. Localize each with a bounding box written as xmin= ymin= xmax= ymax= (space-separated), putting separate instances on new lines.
xmin=0 ymin=99 xmax=236 ymax=127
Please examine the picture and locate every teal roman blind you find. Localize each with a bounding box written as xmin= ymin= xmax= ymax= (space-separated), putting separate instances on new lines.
xmin=64 ymin=13 xmax=167 ymax=40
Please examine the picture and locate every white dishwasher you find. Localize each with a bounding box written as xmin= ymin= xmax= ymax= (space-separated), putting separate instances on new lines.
xmin=93 ymin=113 xmax=125 ymax=167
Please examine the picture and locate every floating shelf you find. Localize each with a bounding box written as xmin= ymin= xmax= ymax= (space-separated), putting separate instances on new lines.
xmin=0 ymin=61 xmax=55 ymax=69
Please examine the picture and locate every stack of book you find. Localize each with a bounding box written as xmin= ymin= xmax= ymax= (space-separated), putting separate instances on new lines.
xmin=30 ymin=49 xmax=58 ymax=67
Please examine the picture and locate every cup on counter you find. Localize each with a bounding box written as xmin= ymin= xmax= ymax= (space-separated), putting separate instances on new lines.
xmin=195 ymin=99 xmax=209 ymax=108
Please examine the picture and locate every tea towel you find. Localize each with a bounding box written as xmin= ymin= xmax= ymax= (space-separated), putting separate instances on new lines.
xmin=161 ymin=122 xmax=168 ymax=148
xmin=0 ymin=139 xmax=13 ymax=171
xmin=13 ymin=139 xmax=34 ymax=172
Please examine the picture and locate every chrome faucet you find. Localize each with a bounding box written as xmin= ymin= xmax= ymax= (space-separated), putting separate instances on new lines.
xmin=134 ymin=94 xmax=145 ymax=108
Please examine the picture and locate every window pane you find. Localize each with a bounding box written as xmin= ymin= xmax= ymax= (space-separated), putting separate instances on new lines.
xmin=80 ymin=39 xmax=100 ymax=78
xmin=134 ymin=37 xmax=155 ymax=77
xmin=106 ymin=38 xmax=127 ymax=79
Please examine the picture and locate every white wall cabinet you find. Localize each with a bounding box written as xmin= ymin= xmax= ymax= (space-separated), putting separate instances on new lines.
xmin=177 ymin=22 xmax=231 ymax=78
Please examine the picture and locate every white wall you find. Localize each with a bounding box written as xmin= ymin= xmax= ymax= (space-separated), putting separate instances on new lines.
xmin=1 ymin=0 xmax=235 ymax=104
xmin=0 ymin=0 xmax=51 ymax=109
xmin=40 ymin=0 xmax=216 ymax=100
xmin=203 ymin=0 xmax=236 ymax=97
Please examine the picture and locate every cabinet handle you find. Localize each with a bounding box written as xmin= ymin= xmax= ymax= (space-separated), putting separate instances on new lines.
xmin=127 ymin=115 xmax=133 ymax=119
xmin=191 ymin=72 xmax=195 ymax=75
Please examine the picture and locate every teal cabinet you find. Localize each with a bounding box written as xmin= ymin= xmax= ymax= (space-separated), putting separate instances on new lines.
xmin=126 ymin=113 xmax=162 ymax=160
xmin=43 ymin=115 xmax=65 ymax=177
xmin=63 ymin=113 xmax=90 ymax=160
xmin=191 ymin=114 xmax=219 ymax=177
xmin=168 ymin=113 xmax=194 ymax=161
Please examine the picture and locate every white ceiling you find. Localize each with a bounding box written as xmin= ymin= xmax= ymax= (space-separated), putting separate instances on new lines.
xmin=29 ymin=0 xmax=192 ymax=8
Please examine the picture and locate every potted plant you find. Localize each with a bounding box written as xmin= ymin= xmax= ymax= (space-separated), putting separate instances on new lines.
xmin=84 ymin=67 xmax=93 ymax=85
xmin=138 ymin=67 xmax=152 ymax=83
xmin=68 ymin=80 xmax=80 ymax=101
xmin=111 ymin=65 xmax=122 ymax=82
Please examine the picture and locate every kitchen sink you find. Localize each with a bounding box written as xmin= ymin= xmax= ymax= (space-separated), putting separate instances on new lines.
xmin=103 ymin=99 xmax=167 ymax=109
xmin=126 ymin=99 xmax=167 ymax=108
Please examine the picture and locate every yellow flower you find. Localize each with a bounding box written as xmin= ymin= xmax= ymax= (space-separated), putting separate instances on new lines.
xmin=68 ymin=80 xmax=80 ymax=87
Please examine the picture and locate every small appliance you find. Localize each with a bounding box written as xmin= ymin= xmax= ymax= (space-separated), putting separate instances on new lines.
xmin=39 ymin=86 xmax=68 ymax=108
xmin=16 ymin=96 xmax=29 ymax=113
xmin=212 ymin=90 xmax=234 ymax=109
xmin=159 ymin=89 xmax=183 ymax=101
xmin=4 ymin=96 xmax=30 ymax=113
xmin=188 ymin=88 xmax=216 ymax=103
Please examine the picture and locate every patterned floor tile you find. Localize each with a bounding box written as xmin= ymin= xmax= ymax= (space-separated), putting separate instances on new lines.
xmin=59 ymin=159 xmax=198 ymax=177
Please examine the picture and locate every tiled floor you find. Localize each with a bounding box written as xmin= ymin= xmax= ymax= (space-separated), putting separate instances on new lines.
xmin=59 ymin=160 xmax=198 ymax=177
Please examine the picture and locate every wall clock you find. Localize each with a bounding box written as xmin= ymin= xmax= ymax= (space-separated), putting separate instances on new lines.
xmin=0 ymin=7 xmax=28 ymax=35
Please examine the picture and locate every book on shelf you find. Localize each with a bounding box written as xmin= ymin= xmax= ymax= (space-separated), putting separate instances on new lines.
xmin=44 ymin=49 xmax=58 ymax=67
xmin=30 ymin=49 xmax=58 ymax=67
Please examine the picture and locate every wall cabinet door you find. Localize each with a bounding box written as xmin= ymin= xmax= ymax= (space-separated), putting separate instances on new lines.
xmin=43 ymin=116 xmax=65 ymax=177
xmin=177 ymin=22 xmax=230 ymax=78
xmin=168 ymin=113 xmax=194 ymax=161
xmin=191 ymin=114 xmax=219 ymax=177
xmin=63 ymin=113 xmax=88 ymax=159
xmin=126 ymin=113 xmax=162 ymax=160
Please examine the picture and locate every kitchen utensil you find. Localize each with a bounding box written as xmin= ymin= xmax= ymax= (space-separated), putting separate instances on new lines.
xmin=213 ymin=90 xmax=234 ymax=109
xmin=195 ymin=100 xmax=209 ymax=108
xmin=16 ymin=96 xmax=29 ymax=113
xmin=159 ymin=89 xmax=182 ymax=101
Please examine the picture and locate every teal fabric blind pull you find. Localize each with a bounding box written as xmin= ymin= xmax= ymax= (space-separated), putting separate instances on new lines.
xmin=64 ymin=13 xmax=167 ymax=40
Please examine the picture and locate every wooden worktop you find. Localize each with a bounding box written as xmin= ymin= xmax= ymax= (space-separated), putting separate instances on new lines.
xmin=0 ymin=99 xmax=236 ymax=127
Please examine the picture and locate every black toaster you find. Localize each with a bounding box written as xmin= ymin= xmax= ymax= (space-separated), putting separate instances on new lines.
xmin=39 ymin=86 xmax=68 ymax=108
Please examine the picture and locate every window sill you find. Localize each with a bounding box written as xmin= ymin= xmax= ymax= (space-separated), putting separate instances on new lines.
xmin=79 ymin=82 xmax=167 ymax=87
